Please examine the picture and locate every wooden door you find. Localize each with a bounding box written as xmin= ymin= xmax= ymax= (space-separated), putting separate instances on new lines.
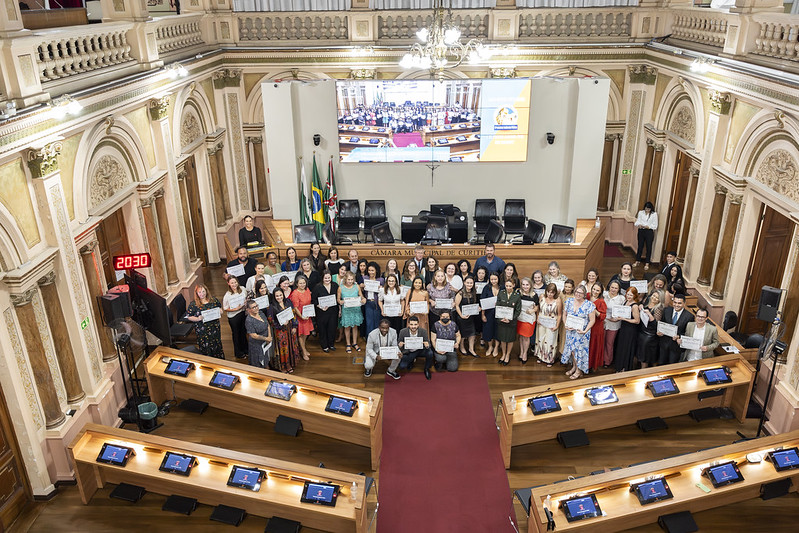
xmin=96 ymin=208 xmax=129 ymax=289
xmin=185 ymin=156 xmax=208 ymax=265
xmin=662 ymin=151 xmax=691 ymax=258
xmin=0 ymin=384 xmax=31 ymax=530
xmin=739 ymin=206 xmax=793 ymax=335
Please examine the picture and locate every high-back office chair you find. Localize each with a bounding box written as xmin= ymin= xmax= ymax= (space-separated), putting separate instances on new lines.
xmin=363 ymin=200 xmax=387 ymax=240
xmin=421 ymin=215 xmax=449 ymax=245
xmin=515 ymin=219 xmax=546 ymax=245
xmin=293 ymin=224 xmax=317 ymax=244
xmin=502 ymin=199 xmax=527 ymax=237
xmin=323 ymin=221 xmax=352 ymax=246
xmin=473 ymin=199 xmax=497 ymax=243
xmin=337 ymin=199 xmax=361 ymax=242
xmin=370 ymin=221 xmax=395 ymax=244
xmin=484 ymin=219 xmax=505 ymax=244
xmin=722 ymin=311 xmax=748 ymax=344
xmin=168 ymin=293 xmax=195 ymax=347
xmin=548 ymin=224 xmax=575 ymax=243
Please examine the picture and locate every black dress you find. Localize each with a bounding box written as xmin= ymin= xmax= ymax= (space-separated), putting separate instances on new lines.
xmin=456 ymin=291 xmax=478 ymax=337
xmin=614 ymin=304 xmax=638 ymax=372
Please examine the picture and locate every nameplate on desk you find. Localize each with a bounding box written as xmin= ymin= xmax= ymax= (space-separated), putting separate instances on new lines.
xmin=317 ymin=295 xmax=337 ymax=308
xmin=401 ymin=216 xmax=413 ymax=223
xmin=226 ymin=264 xmax=245 ymax=277
xmin=404 ymin=336 xmax=423 ymax=350
xmin=276 ymin=307 xmax=295 ymax=326
xmin=409 ymin=301 xmax=428 ymax=314
xmin=480 ymin=296 xmax=497 ymax=310
xmin=201 ymin=308 xmax=221 ymax=322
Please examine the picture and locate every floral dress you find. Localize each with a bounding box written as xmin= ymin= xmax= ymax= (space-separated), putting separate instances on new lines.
xmin=187 ymin=298 xmax=224 ymax=358
xmin=267 ymin=301 xmax=299 ymax=373
xmin=535 ymin=298 xmax=559 ymax=364
xmin=560 ymin=298 xmax=596 ymax=373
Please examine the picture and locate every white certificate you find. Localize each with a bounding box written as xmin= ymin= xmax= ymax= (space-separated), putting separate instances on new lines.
xmin=566 ymin=314 xmax=585 ymax=331
xmin=495 ymin=305 xmax=514 ymax=320
xmin=480 ymin=296 xmax=497 ymax=310
xmin=265 ymin=276 xmax=276 ymax=292
xmin=436 ymin=338 xmax=455 ymax=353
xmin=276 ymin=307 xmax=295 ymax=326
xmin=518 ymin=311 xmax=536 ymax=324
xmin=271 ymin=272 xmax=288 ymax=285
xmin=318 ymin=294 xmax=337 ymax=308
xmin=404 ymin=336 xmax=423 ymax=350
xmin=461 ymin=304 xmax=480 ymax=317
xmin=201 ymin=307 xmax=221 ymax=322
xmin=631 ymin=280 xmax=649 ymax=293
xmin=534 ymin=288 xmax=545 ymax=297
xmin=409 ymin=300 xmax=428 ymax=314
xmin=435 ymin=298 xmax=453 ymax=310
xmin=255 ymin=295 xmax=269 ymax=309
xmin=538 ymin=315 xmax=557 ymax=329
xmin=344 ymin=297 xmax=362 ymax=308
xmin=657 ymin=321 xmax=678 ymax=337
xmin=553 ymin=279 xmax=565 ymax=291
xmin=400 ymin=285 xmax=410 ymax=298
xmin=680 ymin=336 xmax=703 ymax=350
xmin=383 ymin=303 xmax=402 ymax=317
xmin=226 ymin=264 xmax=245 ymax=277
xmin=640 ymin=310 xmax=650 ymax=327
xmin=228 ymin=293 xmax=246 ymax=309
xmin=364 ymin=279 xmax=381 ymax=293
xmin=612 ymin=305 xmax=632 ymax=319
xmin=302 ymin=305 xmax=315 ymax=318
xmin=261 ymin=341 xmax=272 ymax=355
xmin=521 ymin=300 xmax=535 ymax=311
xmin=475 ymin=281 xmax=487 ymax=293
xmin=379 ymin=346 xmax=399 ymax=359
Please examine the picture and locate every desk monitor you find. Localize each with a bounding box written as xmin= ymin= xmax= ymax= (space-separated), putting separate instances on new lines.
xmin=703 ymin=461 xmax=744 ymax=488
xmin=300 ymin=481 xmax=340 ymax=507
xmin=561 ymin=494 xmax=602 ymax=523
xmin=456 ymin=135 xmax=467 ymax=142
xmin=630 ymin=478 xmax=673 ymax=505
xmin=767 ymin=447 xmax=799 ymax=472
xmin=209 ymin=371 xmax=239 ymax=391
xmin=349 ymin=137 xmax=360 ymax=143
xmin=164 ymin=359 xmax=194 ymax=378
xmin=701 ymin=366 xmax=732 ymax=385
xmin=325 ymin=396 xmax=358 ymax=417
xmin=585 ymin=385 xmax=619 ymax=406
xmin=227 ymin=465 xmax=266 ymax=491
xmin=529 ymin=394 xmax=561 ymax=416
xmin=159 ymin=452 xmax=197 ymax=476
xmin=437 ymin=138 xmax=449 ymax=145
xmin=96 ymin=443 xmax=135 ymax=467
xmin=430 ymin=204 xmax=455 ymax=216
xmin=646 ymin=377 xmax=679 ymax=398
xmin=265 ymin=381 xmax=296 ymax=401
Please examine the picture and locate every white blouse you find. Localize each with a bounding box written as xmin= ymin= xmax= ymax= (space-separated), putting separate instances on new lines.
xmin=634 ymin=210 xmax=659 ymax=231
xmin=603 ymin=293 xmax=626 ymax=331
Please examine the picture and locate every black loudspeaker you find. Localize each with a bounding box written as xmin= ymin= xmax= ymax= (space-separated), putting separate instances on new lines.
xmin=757 ymin=285 xmax=782 ymax=323
xmin=637 ymin=417 xmax=668 ymax=432
xmin=274 ymin=415 xmax=302 ymax=437
xmin=162 ymin=494 xmax=197 ymax=515
xmin=556 ymin=429 xmax=589 ymax=448
xmin=265 ymin=516 xmax=301 ymax=533
xmin=101 ymin=292 xmax=132 ymax=323
xmin=210 ymin=504 xmax=247 ymax=526
xmin=761 ymin=478 xmax=792 ymax=500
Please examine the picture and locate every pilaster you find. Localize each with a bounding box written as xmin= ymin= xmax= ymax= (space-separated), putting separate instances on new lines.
xmin=212 ymin=68 xmax=249 ymax=214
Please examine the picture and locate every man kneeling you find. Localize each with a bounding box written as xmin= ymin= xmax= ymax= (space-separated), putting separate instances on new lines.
xmin=364 ymin=319 xmax=401 ymax=380
xmin=432 ymin=310 xmax=461 ymax=372
xmin=398 ymin=315 xmax=434 ymax=380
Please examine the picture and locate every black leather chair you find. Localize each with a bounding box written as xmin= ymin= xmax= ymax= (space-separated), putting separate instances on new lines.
xmin=337 ymin=199 xmax=361 ymax=242
xmin=323 ymin=221 xmax=352 ymax=246
xmin=722 ymin=311 xmax=749 ymax=344
xmin=421 ymin=215 xmax=449 ymax=245
xmin=484 ymin=219 xmax=505 ymax=244
xmin=502 ymin=199 xmax=527 ymax=237
xmin=293 ymin=224 xmax=317 ymax=244
xmin=370 ymin=221 xmax=395 ymax=244
xmin=548 ymin=224 xmax=575 ymax=243
xmin=363 ymin=200 xmax=387 ymax=240
xmin=168 ymin=293 xmax=194 ymax=345
xmin=473 ymin=198 xmax=497 ymax=243
xmin=514 ymin=219 xmax=546 ymax=245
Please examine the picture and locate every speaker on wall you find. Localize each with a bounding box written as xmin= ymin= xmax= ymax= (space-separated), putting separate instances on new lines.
xmin=100 ymin=292 xmax=132 ymax=323
xmin=756 ymin=286 xmax=782 ymax=323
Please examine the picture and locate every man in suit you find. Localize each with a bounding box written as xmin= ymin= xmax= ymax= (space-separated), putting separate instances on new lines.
xmin=398 ymin=315 xmax=434 ymax=380
xmin=657 ymin=293 xmax=693 ymax=365
xmin=678 ymin=307 xmax=720 ymax=361
xmin=412 ymin=245 xmax=425 ymax=273
xmin=660 ymin=251 xmax=681 ymax=277
xmin=364 ymin=319 xmax=401 ymax=379
xmin=347 ymin=249 xmax=359 ymax=273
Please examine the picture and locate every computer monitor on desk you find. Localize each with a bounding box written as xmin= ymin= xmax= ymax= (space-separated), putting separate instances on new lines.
xmin=430 ymin=204 xmax=455 ymax=216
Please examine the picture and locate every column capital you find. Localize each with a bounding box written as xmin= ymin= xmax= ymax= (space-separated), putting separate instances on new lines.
xmin=140 ymin=195 xmax=156 ymax=208
xmin=489 ymin=67 xmax=517 ymax=79
xmin=79 ymin=240 xmax=98 ymax=255
xmin=37 ymin=271 xmax=56 ymax=286
xmin=351 ymin=68 xmax=377 ymax=80
xmin=177 ymin=169 xmax=188 ymax=181
xmin=689 ymin=166 xmax=701 ymax=178
xmin=207 ymin=142 xmax=224 ymax=156
xmin=212 ymin=68 xmax=242 ymax=89
xmin=26 ymin=141 xmax=62 ymax=179
xmin=646 ymin=138 xmax=656 ymax=147
xmin=154 ymin=188 xmax=166 ymax=200
xmin=11 ymin=287 xmax=38 ymax=307
xmin=709 ymin=89 xmax=733 ymax=115
xmin=605 ymin=134 xmax=617 ymax=142
xmin=628 ymin=64 xmax=657 ymax=85
xmin=245 ymin=136 xmax=263 ymax=145
xmin=654 ymin=143 xmax=666 ymax=152
xmin=714 ymin=183 xmax=728 ymax=195
xmin=729 ymin=193 xmax=744 ymax=205
xmin=148 ymin=96 xmax=170 ymax=121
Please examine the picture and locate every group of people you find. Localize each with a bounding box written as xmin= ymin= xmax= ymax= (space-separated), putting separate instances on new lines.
xmin=338 ymin=103 xmax=478 ymax=133
xmin=187 ymin=218 xmax=722 ymax=382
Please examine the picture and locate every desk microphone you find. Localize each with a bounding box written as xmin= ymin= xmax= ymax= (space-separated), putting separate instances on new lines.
xmin=534 ymin=387 xmax=552 ymax=399
xmin=544 ymin=507 xmax=556 ymax=530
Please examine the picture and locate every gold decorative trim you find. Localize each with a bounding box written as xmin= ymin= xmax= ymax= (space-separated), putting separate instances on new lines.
xmin=37 ymin=271 xmax=56 ymax=286
xmin=27 ymin=141 xmax=62 ymax=179
xmin=148 ymin=96 xmax=170 ymax=121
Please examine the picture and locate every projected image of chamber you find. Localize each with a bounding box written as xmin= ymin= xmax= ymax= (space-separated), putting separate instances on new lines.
xmin=336 ymin=79 xmax=530 ymax=163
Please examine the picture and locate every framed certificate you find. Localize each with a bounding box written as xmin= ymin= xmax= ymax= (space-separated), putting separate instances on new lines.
xmin=680 ymin=336 xmax=702 ymax=350
xmin=404 ymin=336 xmax=423 ymax=350
xmin=254 ymin=295 xmax=269 ymax=309
xmin=612 ymin=305 xmax=632 ymax=319
xmin=409 ymin=300 xmax=428 ymax=314
xmin=301 ymin=305 xmax=315 ymax=318
xmin=435 ymin=298 xmax=453 ymax=310
xmin=363 ymin=279 xmax=381 ymax=293
xmin=383 ymin=303 xmax=401 ymax=317
xmin=436 ymin=338 xmax=455 ymax=353
xmin=565 ymin=314 xmax=585 ymax=330
xmin=657 ymin=321 xmax=678 ymax=337
xmin=495 ymin=306 xmax=514 ymax=320
xmin=317 ymin=294 xmax=337 ymax=308
xmin=461 ymin=303 xmax=480 ymax=317
xmin=379 ymin=346 xmax=399 ymax=359
xmin=538 ymin=315 xmax=557 ymax=329
xmin=344 ymin=297 xmax=362 ymax=308
xmin=201 ymin=307 xmax=221 ymax=322
xmin=276 ymin=307 xmax=295 ymax=325
xmin=480 ymin=296 xmax=497 ymax=310
xmin=226 ymin=264 xmax=245 ymax=277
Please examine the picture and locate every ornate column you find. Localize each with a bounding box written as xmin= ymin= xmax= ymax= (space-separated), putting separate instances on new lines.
xmin=207 ymin=143 xmax=227 ymax=227
xmin=80 ymin=241 xmax=117 ymax=362
xmin=610 ymin=134 xmax=623 ymax=210
xmin=677 ymin=166 xmax=701 ymax=262
xmin=709 ymin=193 xmax=743 ymax=299
xmin=140 ymin=196 xmax=167 ymax=295
xmin=154 ymin=190 xmax=179 ymax=285
xmin=247 ymin=134 xmax=270 ymax=211
xmin=597 ymin=134 xmax=615 ymax=211
xmin=176 ymin=166 xmax=198 ymax=261
xmin=212 ymin=68 xmax=248 ymax=214
xmin=697 ymin=184 xmax=728 ymax=285
xmin=37 ymin=272 xmax=85 ymax=403
xmin=12 ymin=289 xmax=65 ymax=429
xmin=637 ymin=139 xmax=656 ymax=208
xmin=215 ymin=148 xmax=233 ymax=220
xmin=648 ymin=144 xmax=665 ymax=203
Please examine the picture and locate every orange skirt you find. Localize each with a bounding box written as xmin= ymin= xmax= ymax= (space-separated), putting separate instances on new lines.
xmin=517 ymin=320 xmax=535 ymax=338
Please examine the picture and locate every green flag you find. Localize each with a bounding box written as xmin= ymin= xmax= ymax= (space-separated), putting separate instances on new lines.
xmin=299 ymin=160 xmax=310 ymax=225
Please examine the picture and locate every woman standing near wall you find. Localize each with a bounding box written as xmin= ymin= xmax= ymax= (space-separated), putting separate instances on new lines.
xmin=634 ymin=201 xmax=658 ymax=271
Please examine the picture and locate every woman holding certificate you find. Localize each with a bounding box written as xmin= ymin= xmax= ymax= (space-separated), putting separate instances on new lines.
xmin=289 ymin=276 xmax=314 ymax=361
xmin=444 ymin=262 xmax=463 ymax=291
xmin=496 ymin=279 xmax=522 ymax=365
xmin=637 ymin=289 xmax=664 ymax=368
xmin=535 ymin=284 xmax=561 ymax=366
xmin=480 ymin=272 xmax=502 ymax=358
xmin=428 ymin=270 xmax=456 ymax=329
xmin=379 ymin=274 xmax=405 ymax=333
xmin=544 ymin=261 xmax=567 ymax=286
xmin=312 ymin=271 xmax=339 ymax=353
xmin=562 ymin=285 xmax=597 ymax=379
xmin=223 ymin=277 xmax=249 ymax=359
xmin=603 ymin=280 xmax=626 ymax=367
xmin=267 ymin=288 xmax=300 ymax=373
xmin=297 ymin=259 xmax=321 ymax=292
xmin=400 ymin=259 xmax=420 ymax=288
xmin=609 ymin=262 xmax=635 ymax=294
xmin=363 ymin=262 xmax=384 ymax=335
xmin=338 ymin=272 xmax=366 ymax=353
xmin=454 ymin=276 xmax=479 ymax=357
xmin=245 ymin=300 xmax=272 ymax=368
xmin=186 ymin=284 xmax=224 ymax=359
xmin=325 ymin=247 xmax=345 ymax=276
xmin=474 ymin=266 xmax=489 ymax=342
xmin=613 ymin=286 xmax=641 ymax=372
xmin=281 ymin=246 xmax=301 ymax=272
xmin=557 ymin=280 xmax=575 ymax=357
xmin=423 ymin=256 xmax=439 ymax=287
xmin=517 ymin=277 xmax=539 ymax=364
xmin=588 ymin=283 xmax=607 ymax=371
xmin=404 ymin=276 xmax=430 ymax=333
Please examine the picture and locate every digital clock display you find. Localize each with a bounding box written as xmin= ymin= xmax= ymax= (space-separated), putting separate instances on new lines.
xmin=113 ymin=253 xmax=152 ymax=270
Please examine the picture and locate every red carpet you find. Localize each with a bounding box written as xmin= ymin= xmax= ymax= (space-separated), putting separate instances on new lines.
xmin=378 ymin=371 xmax=516 ymax=533
xmin=604 ymin=243 xmax=624 ymax=257
xmin=392 ymin=132 xmax=424 ymax=148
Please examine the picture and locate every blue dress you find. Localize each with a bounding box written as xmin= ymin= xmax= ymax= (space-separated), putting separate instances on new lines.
xmin=480 ymin=284 xmax=499 ymax=342
xmin=561 ymin=298 xmax=596 ymax=373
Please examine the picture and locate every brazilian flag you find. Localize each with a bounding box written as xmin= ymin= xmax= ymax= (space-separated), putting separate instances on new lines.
xmin=311 ymin=155 xmax=326 ymax=240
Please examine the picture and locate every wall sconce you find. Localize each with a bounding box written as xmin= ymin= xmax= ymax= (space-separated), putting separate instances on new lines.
xmin=546 ymin=132 xmax=555 ymax=145
xmin=49 ymin=94 xmax=83 ymax=119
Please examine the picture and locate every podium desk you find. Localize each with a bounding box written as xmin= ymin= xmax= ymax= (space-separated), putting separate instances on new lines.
xmin=499 ymin=354 xmax=754 ymax=468
xmin=145 ymin=347 xmax=383 ymax=470
xmin=69 ymin=424 xmax=368 ymax=532
xmin=527 ymin=429 xmax=799 ymax=532
xmin=400 ymin=211 xmax=469 ymax=243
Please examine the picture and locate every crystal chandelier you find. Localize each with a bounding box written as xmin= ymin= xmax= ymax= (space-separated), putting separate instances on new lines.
xmin=399 ymin=0 xmax=492 ymax=80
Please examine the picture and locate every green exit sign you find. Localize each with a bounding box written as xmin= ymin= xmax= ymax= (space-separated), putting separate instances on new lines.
xmin=621 ymin=169 xmax=632 ymax=174
xmin=80 ymin=317 xmax=90 ymax=330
